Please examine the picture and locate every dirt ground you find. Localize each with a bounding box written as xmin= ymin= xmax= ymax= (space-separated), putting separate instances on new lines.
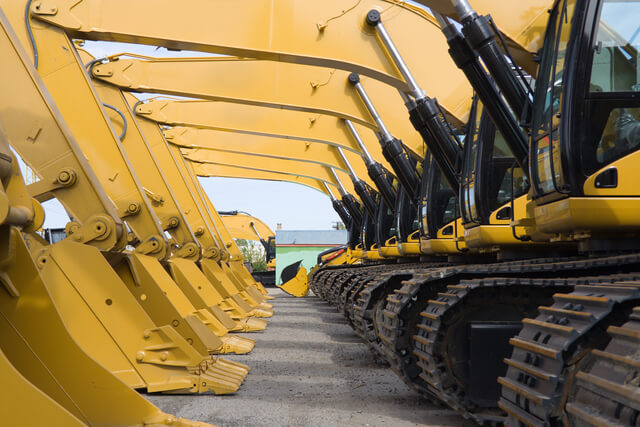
xmin=146 ymin=289 xmax=474 ymax=427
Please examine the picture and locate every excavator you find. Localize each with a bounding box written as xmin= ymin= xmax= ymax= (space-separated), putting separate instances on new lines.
xmin=0 ymin=0 xmax=445 ymax=422
xmin=219 ymin=211 xmax=276 ymax=272
xmin=47 ymin=0 xmax=586 ymax=422
xmin=0 ymin=4 xmax=262 ymax=401
xmin=313 ymin=0 xmax=640 ymax=425
xmin=5 ymin=0 xmax=637 ymax=424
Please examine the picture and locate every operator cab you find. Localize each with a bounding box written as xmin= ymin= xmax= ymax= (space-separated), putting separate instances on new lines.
xmin=530 ymin=0 xmax=640 ymax=245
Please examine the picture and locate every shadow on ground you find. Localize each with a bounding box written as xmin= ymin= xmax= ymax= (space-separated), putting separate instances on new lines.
xmin=146 ymin=288 xmax=473 ymax=427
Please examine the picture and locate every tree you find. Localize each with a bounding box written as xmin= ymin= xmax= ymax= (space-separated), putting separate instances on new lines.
xmin=235 ymin=239 xmax=267 ymax=272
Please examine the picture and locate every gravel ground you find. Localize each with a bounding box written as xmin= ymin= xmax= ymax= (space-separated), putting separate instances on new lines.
xmin=146 ymin=288 xmax=473 ymax=427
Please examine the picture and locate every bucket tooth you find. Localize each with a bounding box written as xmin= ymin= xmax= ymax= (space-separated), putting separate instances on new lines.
xmin=252 ymin=281 xmax=272 ymax=297
xmin=257 ymin=302 xmax=274 ymax=310
xmin=248 ymin=307 xmax=274 ymax=318
xmin=188 ymin=358 xmax=250 ymax=394
xmin=142 ymin=414 xmax=212 ymax=426
xmin=243 ymin=286 xmax=269 ymax=304
xmin=230 ymin=317 xmax=267 ymax=332
xmin=213 ymin=357 xmax=251 ymax=373
xmin=220 ymin=335 xmax=255 ymax=354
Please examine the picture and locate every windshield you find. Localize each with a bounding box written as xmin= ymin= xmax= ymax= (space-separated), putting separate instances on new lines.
xmin=589 ymin=0 xmax=640 ymax=170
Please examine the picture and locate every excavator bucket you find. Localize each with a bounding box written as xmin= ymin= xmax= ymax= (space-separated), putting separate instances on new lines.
xmin=201 ymin=259 xmax=274 ymax=318
xmin=278 ymin=260 xmax=309 ymax=298
xmin=110 ymin=252 xmax=256 ymax=355
xmin=29 ymin=236 xmax=249 ymax=394
xmin=0 ymin=345 xmax=85 ymax=426
xmin=0 ymin=227 xmax=212 ymax=426
xmin=169 ymin=257 xmax=268 ymax=332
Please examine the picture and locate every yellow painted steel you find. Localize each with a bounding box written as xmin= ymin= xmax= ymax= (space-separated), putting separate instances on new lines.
xmin=76 ymin=47 xmax=255 ymax=352
xmin=90 ymin=61 xmax=262 ymax=347
xmin=0 ymin=5 xmax=250 ymax=393
xmin=6 ymin=12 xmax=172 ymax=260
xmin=0 ymin=103 xmax=209 ymax=426
xmin=522 ymin=151 xmax=640 ymax=238
xmin=32 ymin=0 xmax=471 ymax=122
xmin=182 ymin=152 xmax=359 ymax=199
xmin=92 ymin=56 xmax=455 ymax=157
xmin=164 ymin=126 xmax=376 ymax=189
xmin=0 ymin=345 xmax=85 ymax=427
xmin=221 ymin=213 xmax=275 ymax=243
xmin=534 ymin=197 xmax=640 ymax=236
xmin=279 ymin=266 xmax=310 ymax=298
xmin=131 ymin=110 xmax=274 ymax=320
xmin=414 ymin=0 xmax=553 ymax=73
xmin=1 ymin=229 xmax=213 ymax=425
xmin=92 ymin=57 xmax=431 ymax=157
xmin=135 ymin=98 xmax=392 ymax=169
xmin=191 ymin=160 xmax=353 ymax=201
xmin=190 ymin=163 xmax=343 ymax=199
xmin=177 ymin=147 xmax=276 ymax=303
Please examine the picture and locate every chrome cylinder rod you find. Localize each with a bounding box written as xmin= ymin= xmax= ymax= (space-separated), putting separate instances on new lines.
xmin=344 ymin=120 xmax=375 ymax=165
xmin=349 ymin=73 xmax=393 ymax=142
xmin=328 ymin=168 xmax=348 ymax=196
xmin=336 ymin=147 xmax=358 ymax=179
xmin=451 ymin=0 xmax=476 ymax=22
xmin=366 ymin=10 xmax=425 ymax=100
xmin=322 ymin=181 xmax=337 ymax=201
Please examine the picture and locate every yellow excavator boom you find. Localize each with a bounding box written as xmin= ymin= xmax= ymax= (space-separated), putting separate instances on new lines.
xmin=136 ymin=97 xmax=393 ymax=170
xmin=164 ymin=126 xmax=377 ymax=189
xmin=220 ymin=213 xmax=275 ymax=244
xmin=187 ymin=163 xmax=341 ymax=198
xmin=31 ymin=0 xmax=471 ymax=120
xmin=91 ymin=56 xmax=434 ymax=157
xmin=413 ymin=0 xmax=554 ymax=73
xmin=184 ymin=151 xmax=360 ymax=200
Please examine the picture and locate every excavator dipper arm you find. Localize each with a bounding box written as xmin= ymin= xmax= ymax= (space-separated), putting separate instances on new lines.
xmin=0 ymin=3 xmax=170 ymax=258
xmin=188 ymin=164 xmax=339 ymax=198
xmin=90 ymin=69 xmax=203 ymax=262
xmin=30 ymin=0 xmax=470 ymax=118
xmin=164 ymin=126 xmax=376 ymax=188
xmin=0 ymin=4 xmax=125 ymax=252
xmin=136 ymin=97 xmax=393 ymax=169
xmin=220 ymin=213 xmax=275 ymax=244
xmin=92 ymin=57 xmax=431 ymax=156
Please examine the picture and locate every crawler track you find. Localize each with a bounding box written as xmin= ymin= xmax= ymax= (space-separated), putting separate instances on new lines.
xmin=499 ymin=277 xmax=640 ymax=426
xmin=310 ymin=253 xmax=640 ymax=425
xmin=566 ymin=305 xmax=640 ymax=426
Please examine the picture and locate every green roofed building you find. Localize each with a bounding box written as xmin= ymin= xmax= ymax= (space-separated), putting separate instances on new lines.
xmin=275 ymin=230 xmax=347 ymax=285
